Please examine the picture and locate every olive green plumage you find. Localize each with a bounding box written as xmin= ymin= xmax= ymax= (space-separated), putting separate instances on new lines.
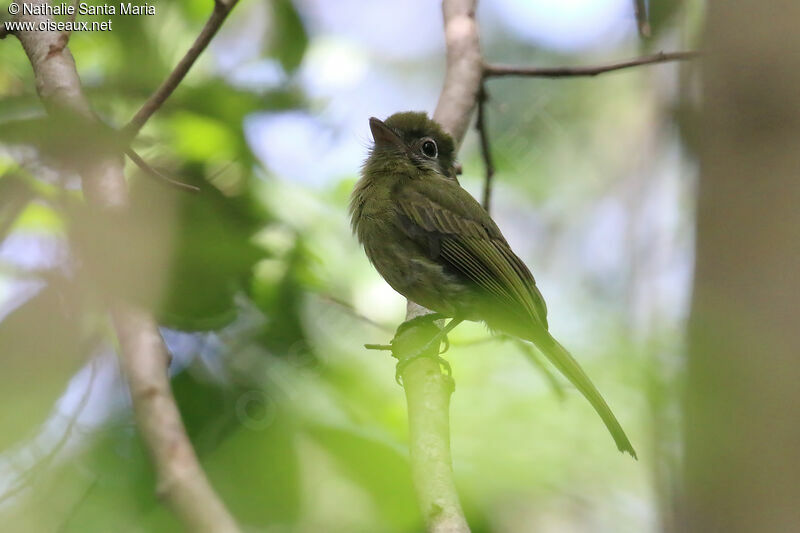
xmin=350 ymin=111 xmax=636 ymax=458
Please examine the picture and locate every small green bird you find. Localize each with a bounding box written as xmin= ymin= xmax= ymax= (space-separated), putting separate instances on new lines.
xmin=350 ymin=111 xmax=636 ymax=458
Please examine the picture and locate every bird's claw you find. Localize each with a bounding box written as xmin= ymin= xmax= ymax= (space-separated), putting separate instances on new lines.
xmin=388 ymin=314 xmax=459 ymax=386
xmin=395 ymin=352 xmax=452 ymax=386
xmin=439 ymin=334 xmax=450 ymax=355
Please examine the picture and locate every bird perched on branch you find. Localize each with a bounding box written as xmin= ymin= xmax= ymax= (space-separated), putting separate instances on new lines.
xmin=350 ymin=111 xmax=636 ymax=458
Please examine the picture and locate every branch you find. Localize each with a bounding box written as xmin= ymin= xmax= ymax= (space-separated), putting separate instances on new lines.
xmin=319 ymin=294 xmax=394 ymax=334
xmin=56 ymin=478 xmax=98 ymax=533
xmin=124 ymin=148 xmax=200 ymax=192
xmin=433 ymin=0 xmax=484 ymax=144
xmin=398 ymin=327 xmax=465 ymax=533
xmin=111 ymin=305 xmax=239 ymax=533
xmin=12 ymin=2 xmax=240 ymax=531
xmin=0 ymin=11 xmax=11 ymax=39
xmin=123 ymin=0 xmax=239 ymax=139
xmin=57 ymin=0 xmax=79 ymax=49
xmin=476 ymin=84 xmax=495 ymax=212
xmin=397 ymin=1 xmax=483 ymax=532
xmin=633 ymin=0 xmax=651 ymax=38
xmin=483 ymin=51 xmax=699 ymax=79
xmin=479 ymin=49 xmax=699 ymax=236
xmin=513 ymin=340 xmax=566 ymax=401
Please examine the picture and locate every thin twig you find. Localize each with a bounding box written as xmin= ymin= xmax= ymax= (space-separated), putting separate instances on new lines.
xmin=483 ymin=51 xmax=699 ymax=79
xmin=364 ymin=343 xmax=392 ymax=351
xmin=112 ymin=304 xmax=241 ymax=533
xmin=448 ymin=335 xmax=497 ymax=348
xmin=124 ymin=148 xmax=200 ymax=192
xmin=56 ymin=478 xmax=99 ymax=533
xmin=319 ymin=294 xmax=394 ymax=333
xmin=513 ymin=340 xmax=566 ymax=401
xmin=476 ymin=84 xmax=495 ymax=213
xmin=633 ymin=0 xmax=651 ymax=38
xmin=123 ymin=0 xmax=239 ymax=139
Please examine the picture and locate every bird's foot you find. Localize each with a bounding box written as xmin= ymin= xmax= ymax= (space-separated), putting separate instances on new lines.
xmin=390 ymin=314 xmax=460 ymax=386
xmin=394 ymin=350 xmax=451 ymax=386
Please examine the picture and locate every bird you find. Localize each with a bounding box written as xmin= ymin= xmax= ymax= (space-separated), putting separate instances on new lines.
xmin=350 ymin=111 xmax=636 ymax=458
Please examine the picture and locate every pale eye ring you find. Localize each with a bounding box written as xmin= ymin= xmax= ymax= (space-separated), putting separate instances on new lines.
xmin=421 ymin=139 xmax=438 ymax=158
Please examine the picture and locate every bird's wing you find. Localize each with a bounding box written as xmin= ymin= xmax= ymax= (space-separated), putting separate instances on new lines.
xmin=395 ymin=178 xmax=548 ymax=329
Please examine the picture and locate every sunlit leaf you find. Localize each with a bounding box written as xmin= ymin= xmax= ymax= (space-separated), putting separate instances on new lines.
xmin=170 ymin=111 xmax=239 ymax=162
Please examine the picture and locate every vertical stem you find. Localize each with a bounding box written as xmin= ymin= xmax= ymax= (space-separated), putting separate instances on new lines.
xmin=476 ymin=84 xmax=495 ymax=212
xmin=403 ymin=358 xmax=468 ymax=532
xmin=399 ymin=0 xmax=482 ymax=531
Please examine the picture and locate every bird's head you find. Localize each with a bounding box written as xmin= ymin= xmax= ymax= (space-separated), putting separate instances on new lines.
xmin=367 ymin=112 xmax=457 ymax=181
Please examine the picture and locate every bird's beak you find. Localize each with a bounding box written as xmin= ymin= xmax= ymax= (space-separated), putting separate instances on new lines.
xmin=369 ymin=117 xmax=404 ymax=149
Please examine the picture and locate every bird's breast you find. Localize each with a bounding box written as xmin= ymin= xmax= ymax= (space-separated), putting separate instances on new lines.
xmin=360 ymin=219 xmax=469 ymax=318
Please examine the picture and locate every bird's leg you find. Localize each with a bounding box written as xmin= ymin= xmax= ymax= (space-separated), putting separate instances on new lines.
xmin=394 ymin=317 xmax=463 ymax=385
xmin=419 ymin=317 xmax=462 ymax=357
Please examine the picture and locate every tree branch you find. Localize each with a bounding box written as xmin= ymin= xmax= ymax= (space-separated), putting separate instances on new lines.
xmin=111 ymin=305 xmax=239 ymax=533
xmin=433 ymin=0 xmax=484 ymax=144
xmin=12 ymin=2 xmax=240 ymax=531
xmin=397 ymin=1 xmax=483 ymax=532
xmin=483 ymin=51 xmax=699 ymax=79
xmin=633 ymin=0 xmax=651 ymax=38
xmin=319 ymin=294 xmax=394 ymax=334
xmin=401 ymin=9 xmax=688 ymax=533
xmin=124 ymin=148 xmax=200 ymax=192
xmin=57 ymin=0 xmax=79 ymax=49
xmin=476 ymin=84 xmax=495 ymax=212
xmin=123 ymin=0 xmax=240 ymax=139
xmin=0 ymin=11 xmax=11 ymax=39
xmin=477 ymin=51 xmax=698 ymax=209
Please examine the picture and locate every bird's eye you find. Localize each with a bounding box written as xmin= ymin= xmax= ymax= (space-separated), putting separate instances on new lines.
xmin=421 ymin=139 xmax=438 ymax=158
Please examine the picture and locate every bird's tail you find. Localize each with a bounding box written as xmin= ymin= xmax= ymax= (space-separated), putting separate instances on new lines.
xmin=527 ymin=329 xmax=637 ymax=458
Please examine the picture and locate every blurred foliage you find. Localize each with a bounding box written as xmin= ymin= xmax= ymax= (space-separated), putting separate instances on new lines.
xmin=0 ymin=0 xmax=703 ymax=531
xmin=129 ymin=167 xmax=267 ymax=330
xmin=269 ymin=0 xmax=309 ymax=72
xmin=0 ymin=280 xmax=94 ymax=450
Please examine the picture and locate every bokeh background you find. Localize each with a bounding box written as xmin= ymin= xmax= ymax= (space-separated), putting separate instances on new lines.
xmin=0 ymin=1 xmax=703 ymax=531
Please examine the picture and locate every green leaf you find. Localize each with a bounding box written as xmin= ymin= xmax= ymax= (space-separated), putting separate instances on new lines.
xmin=170 ymin=111 xmax=239 ymax=162
xmin=251 ymin=237 xmax=314 ymax=351
xmin=128 ymin=167 xmax=268 ymax=330
xmin=270 ymin=0 xmax=309 ymax=72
